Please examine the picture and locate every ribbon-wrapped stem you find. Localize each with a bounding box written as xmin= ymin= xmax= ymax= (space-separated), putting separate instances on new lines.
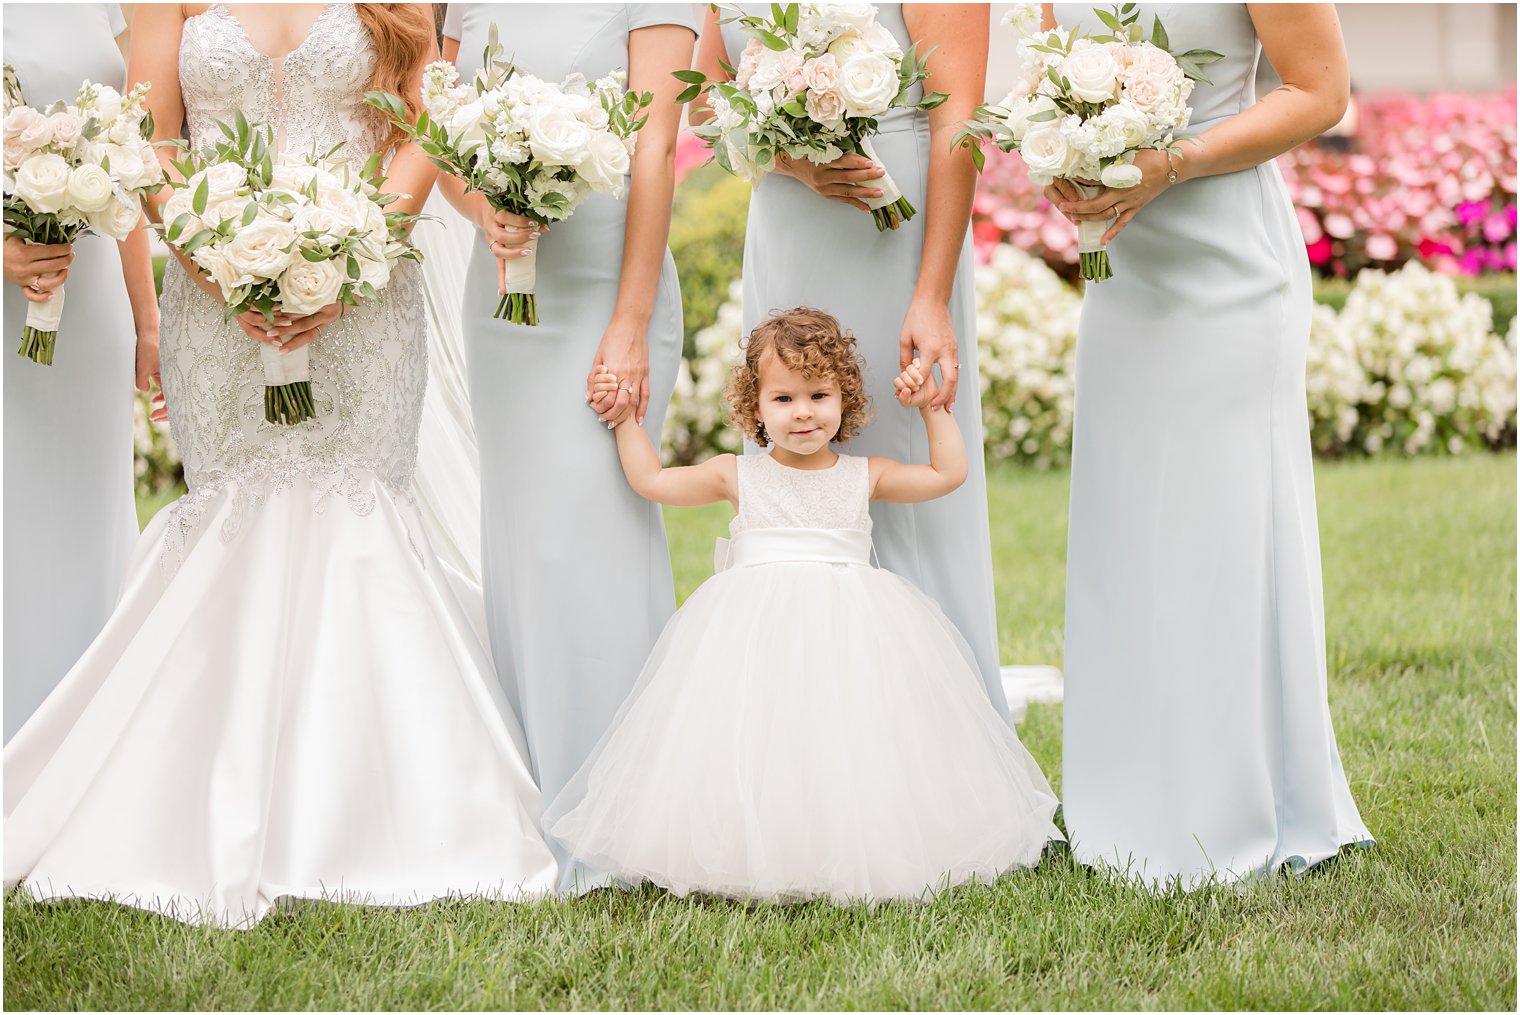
xmin=1073 ymin=181 xmax=1114 ymax=283
xmin=858 ymin=135 xmax=915 ymax=232
xmin=494 ymin=234 xmax=539 ymax=325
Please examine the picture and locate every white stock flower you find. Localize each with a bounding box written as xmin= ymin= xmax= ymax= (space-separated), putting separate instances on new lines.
xmin=279 ymin=256 xmax=346 ymax=315
xmin=836 ymin=52 xmax=898 ymax=117
xmin=66 ymin=163 xmax=116 ymax=211
xmin=13 ymin=152 xmax=71 ymax=212
xmin=224 ymin=217 xmax=297 ymax=280
xmin=1002 ymin=5 xmax=1042 ymax=38
xmin=1095 ymin=101 xmax=1152 ymax=149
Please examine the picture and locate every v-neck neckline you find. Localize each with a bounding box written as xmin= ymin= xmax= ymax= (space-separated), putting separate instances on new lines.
xmin=212 ymin=3 xmax=342 ymax=63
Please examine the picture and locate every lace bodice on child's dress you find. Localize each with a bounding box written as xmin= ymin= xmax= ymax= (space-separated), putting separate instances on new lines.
xmin=730 ymin=453 xmax=874 ymax=535
xmin=156 ymin=3 xmax=426 ymax=572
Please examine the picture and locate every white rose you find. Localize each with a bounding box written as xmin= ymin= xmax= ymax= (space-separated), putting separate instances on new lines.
xmin=836 ymin=52 xmax=899 ymax=117
xmin=4 ymin=105 xmax=44 ymax=144
xmin=17 ymin=110 xmax=55 ymax=150
xmin=224 ymin=217 xmax=297 ymax=280
xmin=527 ymin=104 xmax=592 ymax=167
xmin=292 ymin=203 xmax=346 ymax=239
xmin=202 ymin=162 xmax=248 ymax=200
xmin=859 ymin=22 xmax=903 ymax=60
xmin=1004 ymin=93 xmax=1057 ymax=142
xmin=1018 ymin=124 xmax=1078 ymax=185
xmin=87 ymin=189 xmax=142 ymax=240
xmin=49 ymin=112 xmax=83 ymax=149
xmin=828 ymin=3 xmax=879 ymax=34
xmin=161 ymin=187 xmax=205 ymax=235
xmin=191 ymin=243 xmax=250 ymax=298
xmin=448 ymin=99 xmax=488 ymax=157
xmin=13 ymin=153 xmax=71 ymax=212
xmin=356 ymin=254 xmax=390 ymax=291
xmin=279 ymin=256 xmax=346 ymax=315
xmin=1100 ymin=162 xmax=1143 ymax=188
xmin=65 ymin=163 xmax=115 ymax=211
xmin=579 ymin=129 xmax=630 ymax=193
xmin=100 ymin=141 xmax=150 ymax=189
xmin=1062 ymin=44 xmax=1120 ymax=104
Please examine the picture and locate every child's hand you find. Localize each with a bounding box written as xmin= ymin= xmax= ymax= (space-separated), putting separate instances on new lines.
xmin=893 ymin=358 xmax=940 ymax=409
xmin=587 ymin=363 xmax=630 ymax=429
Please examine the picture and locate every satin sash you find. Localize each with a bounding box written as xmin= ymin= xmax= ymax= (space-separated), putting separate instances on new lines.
xmin=714 ymin=527 xmax=875 ymax=572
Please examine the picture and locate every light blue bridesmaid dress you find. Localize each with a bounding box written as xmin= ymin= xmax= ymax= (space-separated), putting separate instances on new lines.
xmin=2 ymin=4 xmax=138 ymax=741
xmin=717 ymin=5 xmax=1010 ymax=720
xmin=1054 ymin=3 xmax=1373 ymax=888
xmin=443 ymin=3 xmax=696 ymax=891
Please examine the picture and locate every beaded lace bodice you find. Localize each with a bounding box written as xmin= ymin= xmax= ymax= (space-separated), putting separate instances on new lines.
xmin=179 ymin=3 xmax=387 ymax=166
xmin=730 ymin=454 xmax=874 ymax=535
xmin=157 ymin=3 xmax=426 ymax=571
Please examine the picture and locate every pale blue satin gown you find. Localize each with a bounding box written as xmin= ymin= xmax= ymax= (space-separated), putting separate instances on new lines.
xmin=444 ymin=3 xmax=696 ymax=891
xmin=2 ymin=4 xmax=137 ymax=741
xmin=718 ymin=5 xmax=1010 ymax=720
xmin=1056 ymin=3 xmax=1373 ymax=889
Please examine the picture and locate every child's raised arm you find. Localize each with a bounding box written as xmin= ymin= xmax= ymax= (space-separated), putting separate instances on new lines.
xmin=871 ymin=360 xmax=969 ymax=504
xmin=614 ymin=418 xmax=737 ymax=508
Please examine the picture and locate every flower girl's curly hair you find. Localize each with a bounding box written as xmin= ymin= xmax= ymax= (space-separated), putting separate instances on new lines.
xmin=727 ymin=308 xmax=871 ymax=447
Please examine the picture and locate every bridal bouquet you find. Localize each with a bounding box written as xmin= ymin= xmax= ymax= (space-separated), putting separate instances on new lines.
xmin=680 ymin=3 xmax=944 ymax=232
xmin=160 ymin=113 xmax=422 ymax=425
xmin=368 ymin=27 xmax=652 ymax=325
xmin=954 ymin=4 xmax=1220 ymax=281
xmin=2 ymin=77 xmax=163 ymax=364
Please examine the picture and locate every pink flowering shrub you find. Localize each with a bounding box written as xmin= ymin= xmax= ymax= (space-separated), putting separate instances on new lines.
xmin=972 ymin=91 xmax=1518 ymax=280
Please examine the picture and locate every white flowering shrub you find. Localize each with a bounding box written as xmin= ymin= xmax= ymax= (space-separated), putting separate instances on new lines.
xmin=663 ymin=280 xmax=744 ymax=465
xmin=133 ymin=392 xmax=181 ymax=497
xmin=1313 ymin=262 xmax=1517 ymax=455
xmin=974 ymin=243 xmax=1083 ymax=467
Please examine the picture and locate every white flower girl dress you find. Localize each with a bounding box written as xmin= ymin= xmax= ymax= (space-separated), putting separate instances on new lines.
xmin=545 ymin=453 xmax=1062 ymax=902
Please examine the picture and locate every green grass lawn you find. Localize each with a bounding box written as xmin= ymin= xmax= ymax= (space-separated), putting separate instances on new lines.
xmin=8 ymin=455 xmax=1516 ymax=1010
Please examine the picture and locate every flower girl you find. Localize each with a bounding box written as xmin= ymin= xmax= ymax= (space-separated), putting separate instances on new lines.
xmin=545 ymin=308 xmax=1061 ymax=903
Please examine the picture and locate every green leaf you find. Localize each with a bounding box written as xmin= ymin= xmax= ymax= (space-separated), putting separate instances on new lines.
xmin=1151 ymin=15 xmax=1169 ymax=52
xmin=347 ymin=254 xmax=360 ymax=279
xmin=675 ymin=84 xmax=701 ymax=104
xmin=1096 ymin=8 xmax=1123 ymax=32
xmin=754 ymin=28 xmax=787 ymax=51
xmin=784 ymin=3 xmax=799 ymax=34
xmin=191 ymin=176 xmax=208 ymax=216
xmin=241 ymin=202 xmax=258 ymax=227
xmin=672 ymin=69 xmax=707 ymax=84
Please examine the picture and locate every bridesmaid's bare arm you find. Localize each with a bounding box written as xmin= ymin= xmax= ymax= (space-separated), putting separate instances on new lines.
xmin=898 ymin=3 xmax=987 ymax=411
xmin=688 ymin=4 xmax=729 ymax=127
xmin=375 ymin=5 xmax=441 ymax=221
xmin=590 ymin=22 xmax=695 ymax=428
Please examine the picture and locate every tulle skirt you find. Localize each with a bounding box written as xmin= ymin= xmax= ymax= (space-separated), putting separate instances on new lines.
xmin=544 ymin=559 xmax=1062 ymax=903
xmin=4 ymin=474 xmax=559 ymax=928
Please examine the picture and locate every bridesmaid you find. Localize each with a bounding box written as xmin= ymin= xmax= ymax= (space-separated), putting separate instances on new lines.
xmin=1047 ymin=3 xmax=1373 ymax=887
xmin=439 ymin=4 xmax=696 ymax=890
xmin=1 ymin=4 xmax=162 ymax=741
xmin=695 ymin=4 xmax=1011 ymax=718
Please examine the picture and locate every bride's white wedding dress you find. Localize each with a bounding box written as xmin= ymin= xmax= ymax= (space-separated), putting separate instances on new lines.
xmin=3 ymin=3 xmax=558 ymax=928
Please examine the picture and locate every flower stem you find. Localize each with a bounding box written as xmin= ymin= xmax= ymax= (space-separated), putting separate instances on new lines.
xmin=1079 ymin=250 xmax=1112 ymax=283
xmin=871 ymin=195 xmax=917 ymax=233
xmin=495 ymin=292 xmax=538 ymax=325
xmin=265 ymin=381 xmax=316 ymax=425
xmin=17 ymin=327 xmax=56 ymax=365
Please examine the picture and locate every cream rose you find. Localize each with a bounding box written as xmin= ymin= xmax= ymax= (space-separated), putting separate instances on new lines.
xmin=1062 ymin=44 xmax=1120 ymax=104
xmin=13 ymin=153 xmax=71 ymax=212
xmin=1019 ymin=124 xmax=1077 ymax=185
xmin=579 ymin=130 xmax=630 ymax=193
xmin=66 ymin=163 xmax=115 ymax=212
xmin=292 ymin=204 xmax=346 ymax=239
xmin=355 ymin=254 xmax=391 ymax=291
xmin=17 ymin=112 xmax=55 ymax=151
xmin=191 ymin=244 xmax=251 ymax=298
xmin=49 ymin=113 xmax=83 ymax=149
xmin=828 ymin=3 xmax=879 ymax=34
xmin=279 ymin=257 xmax=346 ymax=315
xmin=527 ymin=104 xmax=592 ymax=167
xmin=1004 ymin=94 xmax=1057 ymax=142
xmin=88 ymin=189 xmax=142 ymax=240
xmin=160 ymin=187 xmax=205 ymax=235
xmin=224 ymin=217 xmax=297 ymax=280
xmin=860 ymin=22 xmax=904 ymax=60
xmin=836 ymin=52 xmax=899 ymax=118
xmin=203 ymin=162 xmax=248 ymax=200
xmin=805 ymin=86 xmax=846 ymax=130
xmin=4 ymin=105 xmax=44 ymax=145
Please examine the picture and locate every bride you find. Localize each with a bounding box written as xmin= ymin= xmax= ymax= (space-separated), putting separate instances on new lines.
xmin=3 ymin=3 xmax=559 ymax=928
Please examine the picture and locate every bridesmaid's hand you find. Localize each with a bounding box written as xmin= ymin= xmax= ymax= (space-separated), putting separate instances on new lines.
xmin=587 ymin=315 xmax=649 ymax=427
xmin=135 ymin=325 xmax=167 ymax=423
xmin=775 ymin=152 xmax=885 ymax=213
xmin=1051 ymin=149 xmax=1175 ymax=244
xmin=233 ymin=301 xmax=349 ymax=352
xmin=3 ymin=235 xmax=74 ymax=302
xmin=468 ymin=195 xmax=545 ymax=296
xmin=898 ymin=298 xmax=959 ymax=412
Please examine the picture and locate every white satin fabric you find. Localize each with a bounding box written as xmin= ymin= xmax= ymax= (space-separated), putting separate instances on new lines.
xmin=3 ymin=4 xmax=559 ymax=926
xmin=545 ymin=454 xmax=1061 ymax=903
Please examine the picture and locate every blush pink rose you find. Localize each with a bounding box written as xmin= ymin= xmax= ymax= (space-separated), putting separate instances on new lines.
xmin=735 ymin=38 xmax=763 ymax=90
